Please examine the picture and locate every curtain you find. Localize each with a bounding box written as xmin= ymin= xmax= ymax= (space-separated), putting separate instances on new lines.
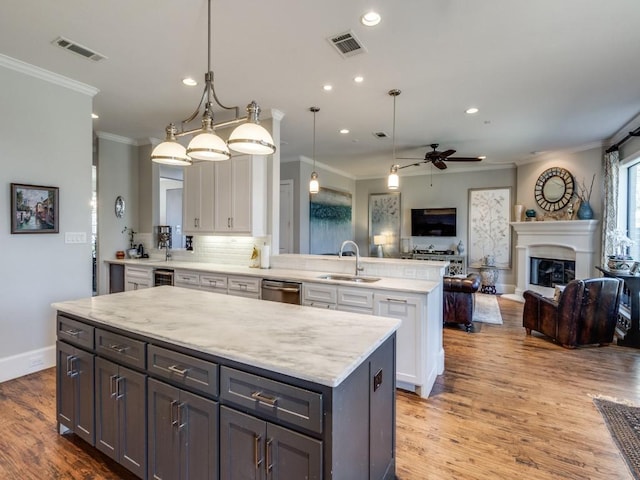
xmin=601 ymin=149 xmax=619 ymax=265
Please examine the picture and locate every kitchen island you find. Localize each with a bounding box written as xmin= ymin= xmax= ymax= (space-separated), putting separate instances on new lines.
xmin=53 ymin=286 xmax=400 ymax=479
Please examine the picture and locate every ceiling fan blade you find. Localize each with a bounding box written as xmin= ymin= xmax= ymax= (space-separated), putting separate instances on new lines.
xmin=444 ymin=157 xmax=483 ymax=162
xmin=438 ymin=149 xmax=456 ymax=158
xmin=432 ymin=159 xmax=448 ymax=170
xmin=396 ymin=157 xmax=424 ymax=160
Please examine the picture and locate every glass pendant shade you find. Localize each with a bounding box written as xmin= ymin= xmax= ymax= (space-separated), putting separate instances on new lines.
xmin=228 ymin=122 xmax=276 ymax=155
xmin=309 ymin=172 xmax=319 ymax=194
xmin=387 ymin=166 xmax=399 ymax=190
xmin=187 ymin=131 xmax=230 ymax=161
xmin=151 ymin=125 xmax=192 ymax=166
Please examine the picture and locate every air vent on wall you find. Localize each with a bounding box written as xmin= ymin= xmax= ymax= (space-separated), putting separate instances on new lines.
xmin=52 ymin=36 xmax=107 ymax=62
xmin=328 ymin=30 xmax=366 ymax=58
xmin=373 ymin=131 xmax=388 ymax=139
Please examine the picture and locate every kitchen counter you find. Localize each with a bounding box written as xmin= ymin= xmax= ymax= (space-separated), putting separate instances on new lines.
xmin=52 ymin=285 xmax=400 ymax=387
xmin=106 ymin=258 xmax=440 ymax=295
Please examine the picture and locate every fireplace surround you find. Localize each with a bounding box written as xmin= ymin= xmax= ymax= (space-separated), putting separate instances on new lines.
xmin=507 ymin=220 xmax=599 ymax=301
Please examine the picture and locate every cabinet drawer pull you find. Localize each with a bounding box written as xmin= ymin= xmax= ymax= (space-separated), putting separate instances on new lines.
xmin=251 ymin=391 xmax=278 ymax=407
xmin=110 ymin=374 xmax=118 ymax=398
xmin=177 ymin=402 xmax=186 ymax=430
xmin=266 ymin=438 xmax=273 ymax=473
xmin=167 ymin=364 xmax=189 ymax=376
xmin=254 ymin=434 xmax=263 ymax=468
xmin=170 ymin=400 xmax=179 ymax=427
xmin=66 ymin=356 xmax=78 ymax=377
xmin=108 ymin=344 xmax=128 ymax=353
xmin=115 ymin=376 xmax=125 ymax=400
xmin=63 ymin=328 xmax=81 ymax=337
xmin=387 ymin=297 xmax=408 ymax=303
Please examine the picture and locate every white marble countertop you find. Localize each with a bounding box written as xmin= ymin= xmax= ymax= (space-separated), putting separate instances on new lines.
xmin=53 ymin=286 xmax=401 ymax=388
xmin=107 ymin=258 xmax=440 ymax=295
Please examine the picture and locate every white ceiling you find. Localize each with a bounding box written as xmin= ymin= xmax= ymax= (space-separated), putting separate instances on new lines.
xmin=2 ymin=0 xmax=640 ymax=179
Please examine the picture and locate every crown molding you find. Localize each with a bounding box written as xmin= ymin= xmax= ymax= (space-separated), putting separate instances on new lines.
xmin=516 ymin=141 xmax=603 ymax=166
xmin=95 ymin=131 xmax=139 ymax=146
xmin=609 ymin=111 xmax=640 ymax=147
xmin=357 ymin=163 xmax=516 ymax=181
xmin=0 ymin=53 xmax=98 ymax=97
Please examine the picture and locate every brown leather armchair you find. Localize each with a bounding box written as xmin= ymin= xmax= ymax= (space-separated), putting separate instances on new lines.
xmin=443 ymin=273 xmax=481 ymax=332
xmin=523 ymin=277 xmax=623 ymax=348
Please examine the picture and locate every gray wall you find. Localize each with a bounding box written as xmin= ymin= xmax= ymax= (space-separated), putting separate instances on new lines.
xmin=96 ymin=135 xmax=140 ymax=295
xmin=281 ymin=158 xmax=356 ymax=254
xmin=0 ymin=58 xmax=94 ymax=381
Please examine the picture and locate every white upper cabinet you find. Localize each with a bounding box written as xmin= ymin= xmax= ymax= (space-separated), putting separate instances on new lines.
xmin=183 ymin=162 xmax=215 ymax=234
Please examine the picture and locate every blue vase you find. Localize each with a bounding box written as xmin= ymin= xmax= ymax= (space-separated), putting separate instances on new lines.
xmin=577 ymin=201 xmax=593 ymax=220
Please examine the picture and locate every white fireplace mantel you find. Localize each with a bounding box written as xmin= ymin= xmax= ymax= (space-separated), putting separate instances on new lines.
xmin=506 ymin=220 xmax=600 ymax=302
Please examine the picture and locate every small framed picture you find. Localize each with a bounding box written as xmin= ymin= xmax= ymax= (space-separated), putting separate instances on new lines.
xmin=630 ymin=262 xmax=640 ymax=275
xmin=10 ymin=183 xmax=59 ymax=234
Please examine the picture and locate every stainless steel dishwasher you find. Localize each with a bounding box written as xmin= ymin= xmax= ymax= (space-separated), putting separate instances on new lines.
xmin=261 ymin=279 xmax=302 ymax=305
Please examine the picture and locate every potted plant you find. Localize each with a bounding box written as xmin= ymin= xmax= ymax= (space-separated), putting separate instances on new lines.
xmin=576 ymin=174 xmax=595 ymax=219
xmin=607 ymin=229 xmax=634 ymax=273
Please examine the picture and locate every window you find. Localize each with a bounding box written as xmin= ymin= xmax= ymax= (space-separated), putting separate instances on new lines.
xmin=626 ymin=161 xmax=640 ymax=259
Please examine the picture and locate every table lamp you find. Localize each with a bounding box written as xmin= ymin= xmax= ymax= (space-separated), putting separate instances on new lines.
xmin=374 ymin=235 xmax=386 ymax=258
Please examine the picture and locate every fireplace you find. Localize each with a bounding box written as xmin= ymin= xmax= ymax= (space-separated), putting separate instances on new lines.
xmin=530 ymin=257 xmax=576 ymax=287
xmin=508 ymin=220 xmax=599 ymax=300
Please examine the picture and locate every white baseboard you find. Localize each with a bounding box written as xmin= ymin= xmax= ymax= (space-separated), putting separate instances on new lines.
xmin=0 ymin=345 xmax=56 ymax=383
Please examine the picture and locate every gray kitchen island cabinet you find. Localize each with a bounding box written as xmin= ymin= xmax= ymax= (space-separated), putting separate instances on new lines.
xmin=53 ymin=286 xmax=400 ymax=480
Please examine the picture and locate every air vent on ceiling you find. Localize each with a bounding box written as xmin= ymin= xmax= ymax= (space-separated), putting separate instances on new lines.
xmin=328 ymin=30 xmax=366 ymax=58
xmin=373 ymin=131 xmax=388 ymax=139
xmin=52 ymin=36 xmax=107 ymax=62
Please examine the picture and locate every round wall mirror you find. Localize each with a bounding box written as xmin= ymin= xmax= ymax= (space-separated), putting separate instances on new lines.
xmin=534 ymin=167 xmax=574 ymax=212
xmin=115 ymin=196 xmax=126 ymax=218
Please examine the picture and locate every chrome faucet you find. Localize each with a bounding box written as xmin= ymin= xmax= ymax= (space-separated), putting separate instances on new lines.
xmin=339 ymin=240 xmax=364 ymax=276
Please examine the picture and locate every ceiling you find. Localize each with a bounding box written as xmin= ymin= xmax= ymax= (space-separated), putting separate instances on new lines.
xmin=2 ymin=0 xmax=640 ymax=179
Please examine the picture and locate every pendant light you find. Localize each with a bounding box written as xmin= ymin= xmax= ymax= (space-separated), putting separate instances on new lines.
xmin=152 ymin=0 xmax=275 ymax=165
xmin=309 ymin=107 xmax=320 ymax=194
xmin=387 ymin=89 xmax=401 ymax=190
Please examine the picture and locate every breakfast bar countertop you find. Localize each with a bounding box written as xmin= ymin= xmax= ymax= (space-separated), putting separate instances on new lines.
xmin=52 ymin=286 xmax=400 ymax=388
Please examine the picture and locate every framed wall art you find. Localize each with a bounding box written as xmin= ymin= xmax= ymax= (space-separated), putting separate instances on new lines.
xmin=11 ymin=183 xmax=59 ymax=234
xmin=369 ymin=192 xmax=401 ymax=257
xmin=309 ymin=187 xmax=352 ymax=255
xmin=468 ymin=187 xmax=511 ymax=268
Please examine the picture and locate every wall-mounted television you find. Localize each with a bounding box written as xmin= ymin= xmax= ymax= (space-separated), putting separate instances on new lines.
xmin=411 ymin=208 xmax=457 ymax=237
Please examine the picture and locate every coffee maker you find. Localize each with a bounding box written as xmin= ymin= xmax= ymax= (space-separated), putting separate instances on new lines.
xmin=157 ymin=225 xmax=172 ymax=249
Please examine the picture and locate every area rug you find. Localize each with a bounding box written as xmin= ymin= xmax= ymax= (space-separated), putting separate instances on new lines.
xmin=592 ymin=396 xmax=640 ymax=479
xmin=473 ymin=293 xmax=503 ymax=324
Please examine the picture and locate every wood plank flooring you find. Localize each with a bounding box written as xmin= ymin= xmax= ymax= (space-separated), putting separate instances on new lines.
xmin=1 ymin=296 xmax=638 ymax=479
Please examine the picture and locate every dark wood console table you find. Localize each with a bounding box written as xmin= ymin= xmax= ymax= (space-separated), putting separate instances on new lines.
xmin=597 ymin=266 xmax=640 ymax=348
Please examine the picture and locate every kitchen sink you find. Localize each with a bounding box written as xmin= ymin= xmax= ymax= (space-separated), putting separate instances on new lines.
xmin=318 ymin=274 xmax=381 ymax=283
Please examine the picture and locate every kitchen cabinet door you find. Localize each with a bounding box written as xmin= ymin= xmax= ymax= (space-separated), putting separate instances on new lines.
xmin=220 ymin=406 xmax=322 ymax=480
xmin=374 ymin=292 xmax=423 ymax=387
xmin=214 ymin=156 xmax=252 ymax=234
xmin=148 ymin=378 xmax=218 ymax=480
xmin=183 ymin=162 xmax=215 ymax=234
xmin=95 ymin=357 xmax=147 ymax=478
xmin=57 ymin=341 xmax=95 ymax=445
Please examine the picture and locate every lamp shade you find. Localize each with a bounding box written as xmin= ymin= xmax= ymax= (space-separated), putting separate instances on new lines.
xmin=151 ymin=140 xmax=192 ymax=166
xmin=373 ymin=235 xmax=386 ymax=245
xmin=187 ymin=131 xmax=230 ymax=161
xmin=387 ymin=170 xmax=399 ymax=190
xmin=228 ymin=122 xmax=276 ymax=155
xmin=309 ymin=172 xmax=319 ymax=194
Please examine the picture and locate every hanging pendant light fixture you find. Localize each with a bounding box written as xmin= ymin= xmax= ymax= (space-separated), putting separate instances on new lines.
xmin=151 ymin=0 xmax=275 ymax=165
xmin=387 ymin=89 xmax=401 ymax=190
xmin=309 ymin=107 xmax=320 ymax=194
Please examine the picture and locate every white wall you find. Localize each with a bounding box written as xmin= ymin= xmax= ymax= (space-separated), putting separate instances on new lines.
xmin=0 ymin=56 xmax=96 ymax=382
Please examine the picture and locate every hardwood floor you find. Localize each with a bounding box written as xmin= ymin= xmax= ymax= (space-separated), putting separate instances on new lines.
xmin=1 ymin=296 xmax=638 ymax=479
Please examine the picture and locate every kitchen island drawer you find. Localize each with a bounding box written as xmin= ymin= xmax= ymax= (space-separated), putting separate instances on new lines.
xmin=220 ymin=367 xmax=322 ymax=434
xmin=57 ymin=315 xmax=94 ymax=350
xmin=147 ymin=344 xmax=219 ymax=397
xmin=95 ymin=329 xmax=146 ymax=370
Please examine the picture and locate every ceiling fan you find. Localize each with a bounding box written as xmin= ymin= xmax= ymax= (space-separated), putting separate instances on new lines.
xmin=396 ymin=143 xmax=483 ymax=170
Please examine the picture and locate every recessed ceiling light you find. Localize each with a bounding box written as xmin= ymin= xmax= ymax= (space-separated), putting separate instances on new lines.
xmin=340 ymin=129 xmax=350 ymax=134
xmin=182 ymin=77 xmax=198 ymax=87
xmin=465 ymin=107 xmax=479 ymax=114
xmin=361 ymin=11 xmax=381 ymax=27
xmin=354 ymin=75 xmax=364 ymax=83
xmin=323 ymin=84 xmax=333 ymax=91
xmin=91 ymin=113 xmax=99 ymax=119
xmin=478 ymin=155 xmax=487 ymax=160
